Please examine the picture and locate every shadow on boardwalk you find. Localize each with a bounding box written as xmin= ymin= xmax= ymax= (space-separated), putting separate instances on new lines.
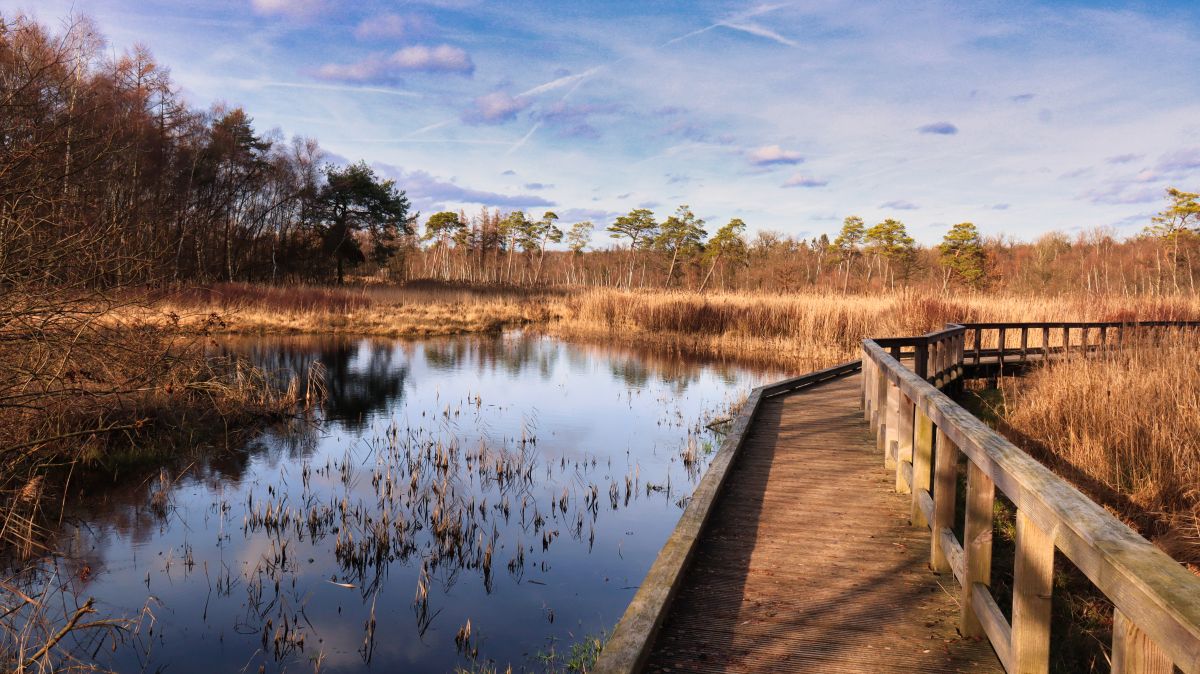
xmin=644 ymin=374 xmax=1003 ymax=673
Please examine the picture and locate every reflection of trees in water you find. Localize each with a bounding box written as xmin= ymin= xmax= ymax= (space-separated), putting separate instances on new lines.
xmin=421 ymin=333 xmax=559 ymax=381
xmin=230 ymin=338 xmax=409 ymax=432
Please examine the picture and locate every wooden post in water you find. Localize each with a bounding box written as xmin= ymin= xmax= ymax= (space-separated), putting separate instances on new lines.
xmin=1012 ymin=510 xmax=1054 ymax=674
xmin=961 ymin=461 xmax=995 ymax=637
xmin=1112 ymin=609 xmax=1173 ymax=674
xmin=930 ymin=427 xmax=958 ymax=573
xmin=911 ymin=407 xmax=934 ymax=527
xmin=895 ymin=394 xmax=914 ymax=493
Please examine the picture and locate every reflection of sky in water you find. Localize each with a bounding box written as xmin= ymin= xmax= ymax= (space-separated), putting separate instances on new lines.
xmin=44 ymin=332 xmax=783 ymax=673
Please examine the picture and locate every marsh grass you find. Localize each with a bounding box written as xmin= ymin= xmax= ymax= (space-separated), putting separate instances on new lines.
xmin=999 ymin=337 xmax=1200 ymax=569
xmin=141 ymin=283 xmax=1200 ymax=372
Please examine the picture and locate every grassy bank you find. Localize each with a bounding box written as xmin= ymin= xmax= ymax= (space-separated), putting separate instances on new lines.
xmin=144 ymin=283 xmax=1200 ymax=371
xmin=1 ymin=297 xmax=315 ymax=559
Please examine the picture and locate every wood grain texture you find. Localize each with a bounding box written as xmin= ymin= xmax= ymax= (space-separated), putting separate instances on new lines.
xmin=644 ymin=374 xmax=1003 ymax=673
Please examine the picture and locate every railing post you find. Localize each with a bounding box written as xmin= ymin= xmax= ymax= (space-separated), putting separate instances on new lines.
xmin=1062 ymin=325 xmax=1070 ymax=354
xmin=961 ymin=460 xmax=995 ymax=638
xmin=863 ymin=356 xmax=873 ymax=421
xmin=874 ymin=361 xmax=888 ymax=443
xmin=1012 ymin=510 xmax=1054 ymax=674
xmin=915 ymin=341 xmax=929 ymax=381
xmin=1042 ymin=326 xmax=1050 ymax=360
xmin=997 ymin=327 xmax=1006 ymax=369
xmin=896 ymin=393 xmax=914 ymax=493
xmin=974 ymin=327 xmax=982 ymax=363
xmin=911 ymin=406 xmax=933 ymax=527
xmin=931 ymin=427 xmax=958 ymax=573
xmin=1112 ymin=608 xmax=1173 ymax=674
xmin=885 ymin=380 xmax=899 ymax=468
xmin=1020 ymin=326 xmax=1029 ymax=362
xmin=956 ymin=331 xmax=966 ymax=384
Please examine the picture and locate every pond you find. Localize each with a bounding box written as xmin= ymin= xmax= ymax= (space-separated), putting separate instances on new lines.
xmin=29 ymin=332 xmax=783 ymax=672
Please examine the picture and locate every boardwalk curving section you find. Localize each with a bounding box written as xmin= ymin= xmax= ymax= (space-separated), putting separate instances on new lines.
xmin=643 ymin=374 xmax=1002 ymax=673
xmin=595 ymin=320 xmax=1200 ymax=674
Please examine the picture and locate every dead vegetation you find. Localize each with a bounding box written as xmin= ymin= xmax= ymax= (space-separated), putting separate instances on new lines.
xmin=148 ymin=283 xmax=1200 ymax=371
xmin=999 ymin=336 xmax=1200 ymax=569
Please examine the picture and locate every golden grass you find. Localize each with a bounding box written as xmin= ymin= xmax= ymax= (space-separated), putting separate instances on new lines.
xmin=1001 ymin=339 xmax=1200 ymax=568
xmin=137 ymin=283 xmax=557 ymax=338
xmin=145 ymin=284 xmax=1200 ymax=371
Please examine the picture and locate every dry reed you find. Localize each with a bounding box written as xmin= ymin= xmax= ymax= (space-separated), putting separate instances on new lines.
xmin=1000 ymin=337 xmax=1200 ymax=568
xmin=141 ymin=283 xmax=1200 ymax=371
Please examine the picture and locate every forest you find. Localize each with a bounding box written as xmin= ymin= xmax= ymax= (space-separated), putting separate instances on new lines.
xmin=4 ymin=14 xmax=1199 ymax=299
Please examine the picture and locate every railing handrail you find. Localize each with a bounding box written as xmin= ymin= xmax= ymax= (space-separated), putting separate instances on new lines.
xmin=862 ymin=320 xmax=1200 ymax=673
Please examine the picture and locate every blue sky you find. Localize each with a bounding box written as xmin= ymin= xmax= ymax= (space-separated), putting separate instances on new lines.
xmin=7 ymin=0 xmax=1200 ymax=244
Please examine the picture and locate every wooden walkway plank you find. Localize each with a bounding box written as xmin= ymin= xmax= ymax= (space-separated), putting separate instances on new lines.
xmin=644 ymin=373 xmax=1003 ymax=673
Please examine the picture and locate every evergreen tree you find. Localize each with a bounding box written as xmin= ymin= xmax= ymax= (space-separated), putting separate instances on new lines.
xmin=938 ymin=222 xmax=987 ymax=289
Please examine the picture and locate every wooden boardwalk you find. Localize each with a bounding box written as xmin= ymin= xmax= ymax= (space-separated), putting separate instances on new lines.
xmin=643 ymin=373 xmax=1003 ymax=673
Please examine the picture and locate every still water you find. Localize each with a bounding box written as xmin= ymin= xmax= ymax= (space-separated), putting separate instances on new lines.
xmin=42 ymin=332 xmax=782 ymax=672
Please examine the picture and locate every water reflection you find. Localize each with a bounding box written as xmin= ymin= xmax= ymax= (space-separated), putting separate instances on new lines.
xmin=14 ymin=332 xmax=783 ymax=673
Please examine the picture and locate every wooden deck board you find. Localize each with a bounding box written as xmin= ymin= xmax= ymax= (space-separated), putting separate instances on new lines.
xmin=644 ymin=373 xmax=1004 ymax=673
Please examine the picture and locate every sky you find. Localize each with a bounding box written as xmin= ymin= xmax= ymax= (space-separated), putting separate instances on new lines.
xmin=5 ymin=0 xmax=1200 ymax=245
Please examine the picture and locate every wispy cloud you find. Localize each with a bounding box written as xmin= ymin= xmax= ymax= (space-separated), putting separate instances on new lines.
xmin=717 ymin=20 xmax=798 ymax=47
xmin=1106 ymin=153 xmax=1143 ymax=165
xmin=747 ymin=144 xmax=804 ymax=166
xmin=232 ymin=78 xmax=421 ymax=97
xmin=316 ymin=45 xmax=474 ymax=83
xmin=518 ymin=66 xmax=605 ymax=98
xmin=374 ymin=163 xmax=554 ymax=210
xmin=880 ymin=200 xmax=920 ymax=210
xmin=1156 ymin=147 xmax=1200 ymax=175
xmin=782 ymin=174 xmax=828 ymax=188
xmin=251 ymin=0 xmax=326 ymax=19
xmin=917 ymin=122 xmax=958 ymax=135
xmin=1084 ymin=183 xmax=1161 ymax=205
xmin=354 ymin=13 xmax=430 ymax=40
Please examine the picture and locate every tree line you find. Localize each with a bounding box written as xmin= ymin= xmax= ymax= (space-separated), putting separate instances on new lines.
xmin=4 ymin=14 xmax=1199 ymax=296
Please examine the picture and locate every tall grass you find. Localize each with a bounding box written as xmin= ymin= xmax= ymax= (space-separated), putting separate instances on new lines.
xmin=551 ymin=288 xmax=1200 ymax=370
xmin=147 ymin=284 xmax=1200 ymax=371
xmin=1001 ymin=338 xmax=1200 ymax=567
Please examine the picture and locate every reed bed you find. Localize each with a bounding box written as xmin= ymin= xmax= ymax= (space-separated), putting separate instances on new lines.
xmin=140 ymin=283 xmax=557 ymax=338
xmin=550 ymin=289 xmax=1200 ymax=371
xmin=141 ymin=283 xmax=1200 ymax=371
xmin=1000 ymin=338 xmax=1200 ymax=568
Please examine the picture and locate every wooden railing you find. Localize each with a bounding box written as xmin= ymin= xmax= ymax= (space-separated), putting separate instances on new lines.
xmin=864 ymin=321 xmax=1200 ymax=674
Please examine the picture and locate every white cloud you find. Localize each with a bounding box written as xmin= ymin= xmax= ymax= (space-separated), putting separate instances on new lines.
xmin=747 ymin=144 xmax=804 ymax=166
xmin=391 ymin=45 xmax=473 ymax=73
xmin=315 ymin=44 xmax=473 ymax=83
xmin=463 ymin=91 xmax=530 ymax=125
